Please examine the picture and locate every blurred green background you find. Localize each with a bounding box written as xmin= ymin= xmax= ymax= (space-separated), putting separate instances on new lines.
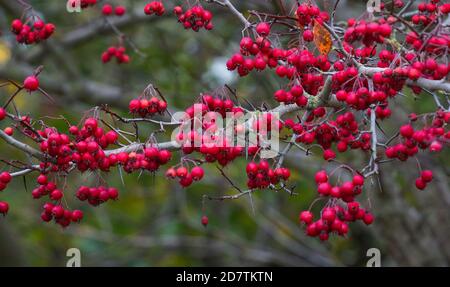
xmin=0 ymin=0 xmax=449 ymax=267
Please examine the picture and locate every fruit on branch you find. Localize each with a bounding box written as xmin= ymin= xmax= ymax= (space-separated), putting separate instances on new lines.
xmin=0 ymin=172 xmax=12 ymax=191
xmin=101 ymin=45 xmax=131 ymax=64
xmin=114 ymin=6 xmax=126 ymax=16
xmin=166 ymin=165 xmax=204 ymax=188
xmin=246 ymin=161 xmax=290 ymax=189
xmin=40 ymin=202 xmax=83 ymax=227
xmin=102 ymin=4 xmax=113 ymax=16
xmin=256 ymin=22 xmax=271 ymax=37
xmin=295 ymin=3 xmax=330 ymax=26
xmin=23 ymin=75 xmax=40 ymax=92
xmin=0 ymin=201 xmax=9 ymax=216
xmin=3 ymin=127 xmax=14 ymax=136
xmin=144 ymin=1 xmax=165 ymax=16
xmin=129 ymin=97 xmax=167 ymax=117
xmin=176 ymin=94 xmax=245 ymax=166
xmin=386 ymin=110 xmax=449 ymax=163
xmin=174 ymin=5 xmax=213 ymax=31
xmin=11 ymin=18 xmax=55 ymax=45
xmin=76 ymin=185 xmax=119 ymax=206
xmin=299 ymin=170 xmax=372 ymax=241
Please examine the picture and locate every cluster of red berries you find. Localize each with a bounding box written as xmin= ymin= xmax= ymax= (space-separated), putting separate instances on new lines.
xmin=227 ymin=36 xmax=277 ymax=76
xmin=411 ymin=1 xmax=447 ymax=26
xmin=176 ymin=96 xmax=244 ymax=166
xmin=415 ymin=170 xmax=434 ymax=190
xmin=76 ymin=185 xmax=119 ymax=206
xmin=40 ymin=202 xmax=83 ymax=228
xmin=299 ymin=201 xmax=374 ymax=241
xmin=274 ymin=85 xmax=307 ymax=106
xmin=299 ymin=170 xmax=372 ymax=240
xmin=246 ymin=161 xmax=290 ymax=189
xmin=128 ymin=97 xmax=167 ymax=117
xmin=32 ymin=174 xmax=64 ymax=201
xmin=102 ymin=4 xmax=126 ymax=16
xmin=69 ymin=118 xmax=119 ymax=172
xmin=385 ymin=111 xmax=449 ymax=162
xmin=101 ymin=46 xmax=130 ymax=64
xmin=173 ymin=5 xmax=213 ymax=31
xmin=0 ymin=172 xmax=12 ymax=192
xmin=144 ymin=1 xmax=165 ymax=16
xmin=119 ymin=147 xmax=172 ymax=173
xmin=295 ymin=3 xmax=330 ymax=27
xmin=344 ymin=19 xmax=392 ymax=47
xmin=286 ymin=111 xmax=371 ymax=158
xmin=294 ymin=4 xmax=330 ymax=42
xmin=166 ymin=166 xmax=204 ymax=187
xmin=315 ymin=170 xmax=364 ymax=202
xmin=11 ymin=18 xmax=55 ymax=45
xmin=80 ymin=0 xmax=97 ymax=8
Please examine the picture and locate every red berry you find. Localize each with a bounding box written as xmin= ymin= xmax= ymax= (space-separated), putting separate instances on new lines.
xmin=415 ymin=178 xmax=426 ymax=190
xmin=299 ymin=211 xmax=313 ymax=224
xmin=102 ymin=4 xmax=113 ymax=15
xmin=71 ymin=210 xmax=84 ymax=222
xmin=0 ymin=201 xmax=9 ymax=215
xmin=23 ymin=76 xmax=39 ymax=91
xmin=201 ymin=215 xmax=208 ymax=227
xmin=0 ymin=108 xmax=5 ymax=121
xmin=256 ymin=22 xmax=271 ymax=37
xmin=421 ymin=170 xmax=433 ymax=183
xmin=114 ymin=6 xmax=126 ymax=16
xmin=190 ymin=166 xmax=204 ymax=181
xmin=0 ymin=172 xmax=12 ymax=184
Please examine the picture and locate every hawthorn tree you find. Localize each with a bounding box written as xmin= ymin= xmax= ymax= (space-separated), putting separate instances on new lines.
xmin=0 ymin=0 xmax=449 ymax=244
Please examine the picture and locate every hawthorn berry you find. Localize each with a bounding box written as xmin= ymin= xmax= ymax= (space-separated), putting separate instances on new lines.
xmin=0 ymin=201 xmax=9 ymax=216
xmin=23 ymin=76 xmax=39 ymax=91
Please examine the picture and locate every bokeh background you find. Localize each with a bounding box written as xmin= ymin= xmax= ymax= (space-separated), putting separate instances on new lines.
xmin=0 ymin=0 xmax=449 ymax=267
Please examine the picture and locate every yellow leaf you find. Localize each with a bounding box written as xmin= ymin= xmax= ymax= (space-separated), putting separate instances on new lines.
xmin=313 ymin=20 xmax=332 ymax=55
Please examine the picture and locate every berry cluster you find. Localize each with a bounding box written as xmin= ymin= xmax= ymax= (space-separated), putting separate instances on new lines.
xmin=415 ymin=170 xmax=434 ymax=190
xmin=166 ymin=166 xmax=204 ymax=187
xmin=76 ymin=185 xmax=119 ymax=206
xmin=295 ymin=3 xmax=330 ymax=42
xmin=173 ymin=5 xmax=213 ymax=31
xmin=144 ymin=1 xmax=165 ymax=16
xmin=274 ymin=85 xmax=307 ymax=106
xmin=412 ymin=1 xmax=444 ymax=26
xmin=70 ymin=118 xmax=119 ymax=172
xmin=344 ymin=19 xmax=392 ymax=47
xmin=295 ymin=3 xmax=330 ymax=26
xmin=102 ymin=4 xmax=126 ymax=16
xmin=32 ymin=174 xmax=63 ymax=200
xmin=11 ymin=18 xmax=55 ymax=45
xmin=119 ymin=147 xmax=172 ymax=173
xmin=101 ymin=46 xmax=130 ymax=64
xmin=385 ymin=111 xmax=449 ymax=162
xmin=176 ymin=95 xmax=244 ymax=166
xmin=128 ymin=97 xmax=167 ymax=117
xmin=246 ymin=161 xmax=290 ymax=189
xmin=40 ymin=202 xmax=83 ymax=228
xmin=299 ymin=170 xmax=372 ymax=240
xmin=227 ymin=36 xmax=277 ymax=76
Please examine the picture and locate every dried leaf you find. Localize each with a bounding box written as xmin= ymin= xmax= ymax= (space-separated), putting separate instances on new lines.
xmin=313 ymin=20 xmax=332 ymax=55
